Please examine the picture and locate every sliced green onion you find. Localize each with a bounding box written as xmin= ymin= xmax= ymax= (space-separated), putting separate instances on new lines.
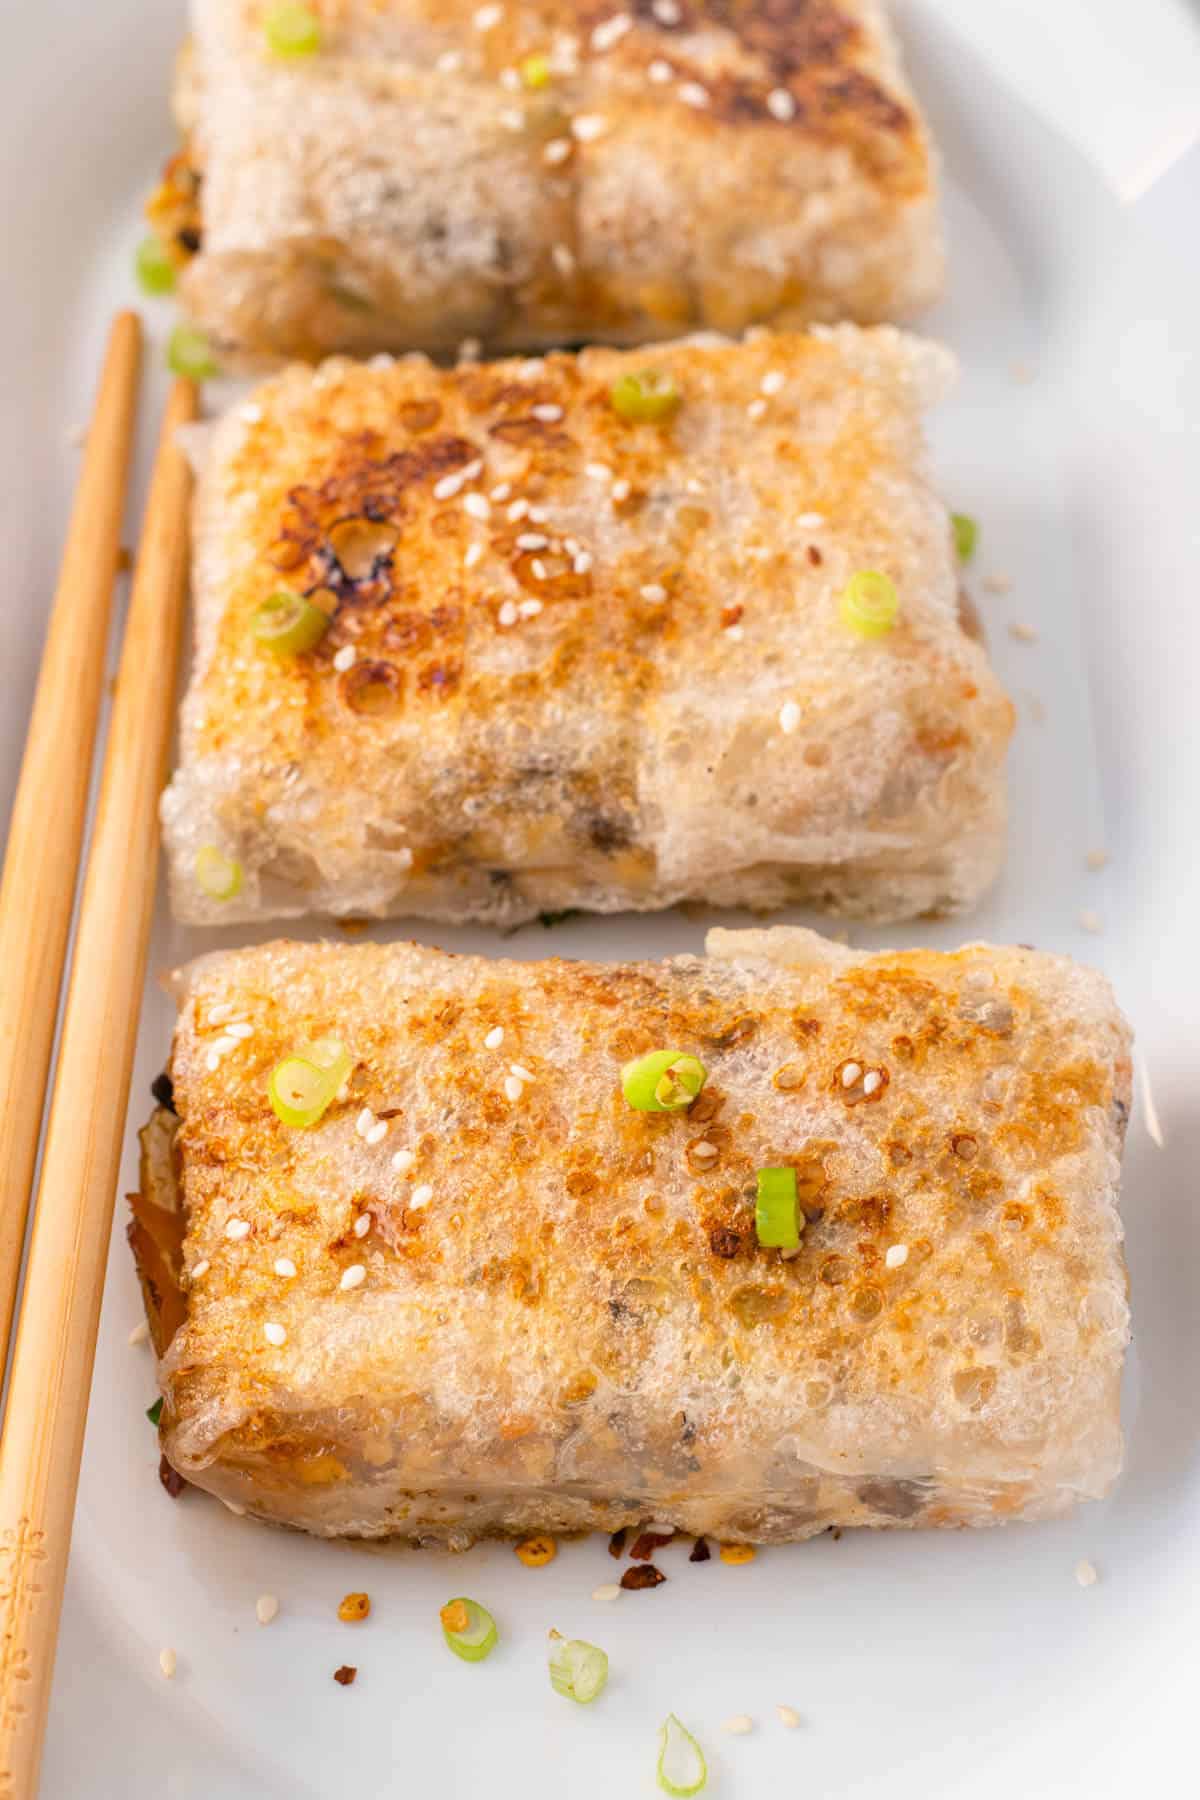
xmin=755 ymin=1166 xmax=801 ymax=1250
xmin=166 ymin=323 xmax=219 ymax=381
xmin=146 ymin=1397 xmax=163 ymax=1426
xmin=135 ymin=235 xmax=176 ymax=297
xmin=548 ymin=1631 xmax=609 ymax=1704
xmin=252 ymin=590 xmax=331 ymax=656
xmin=520 ymin=52 xmax=551 ymax=88
xmin=621 ymin=1049 xmax=707 ymax=1113
xmin=264 ymin=2 xmax=322 ymax=58
xmin=194 ymin=845 xmax=244 ymax=901
xmin=268 ymin=1039 xmax=352 ymax=1129
xmin=610 ymin=369 xmax=681 ymax=424
xmin=952 ymin=512 xmax=979 ymax=564
xmin=440 ymin=1597 xmax=498 ymax=1663
xmin=657 ymin=1714 xmax=707 ymax=1797
xmin=838 ymin=569 xmax=899 ymax=640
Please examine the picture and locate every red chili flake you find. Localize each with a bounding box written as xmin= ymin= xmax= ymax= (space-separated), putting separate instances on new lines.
xmin=158 ymin=1455 xmax=186 ymax=1499
xmin=720 ymin=602 xmax=744 ymax=630
xmin=630 ymin=1531 xmax=674 ymax=1561
xmin=689 ymin=1537 xmax=712 ymax=1563
xmin=608 ymin=1527 xmax=629 ymax=1559
xmin=333 ymin=1665 xmax=358 ymax=1686
xmin=807 ymin=544 xmax=823 ymax=566
xmin=620 ymin=1563 xmax=666 ymax=1590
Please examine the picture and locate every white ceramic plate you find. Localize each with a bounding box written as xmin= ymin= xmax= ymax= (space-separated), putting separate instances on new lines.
xmin=2 ymin=2 xmax=1196 ymax=1794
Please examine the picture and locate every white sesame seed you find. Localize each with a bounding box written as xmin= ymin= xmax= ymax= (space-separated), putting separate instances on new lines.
xmin=573 ymin=551 xmax=593 ymax=575
xmin=209 ymin=1035 xmax=239 ymax=1058
xmin=457 ymin=336 xmax=482 ymax=364
xmin=747 ymin=398 xmax=768 ymax=421
xmin=367 ymin=353 xmax=395 ymax=371
xmin=1009 ymin=621 xmax=1038 ymax=643
xmin=1078 ymin=909 xmax=1103 ymax=934
xmin=499 ymin=66 xmax=520 ymax=90
xmin=862 ymin=1070 xmax=882 ymax=1096
xmin=204 ymin=1050 xmax=220 ymax=1072
xmin=518 ymin=598 xmax=544 ymax=619
xmin=394 ymin=846 xmax=414 ymax=872
xmin=159 ymin=1648 xmax=177 ymax=1680
xmin=761 ymin=370 xmax=785 ymax=395
xmin=530 ymin=558 xmax=548 ymax=582
xmin=528 ymin=505 xmax=549 ymax=523
xmin=520 ymin=358 xmax=545 ymax=378
xmin=365 ymin=1120 xmax=388 ymax=1146
xmin=410 ymin=1184 xmax=434 ymax=1210
xmin=796 ymin=511 xmax=825 ymax=528
xmin=354 ymin=1214 xmax=372 ymax=1239
xmin=225 ymin=1218 xmax=250 ymax=1242
xmin=463 ymin=492 xmax=491 ymax=521
xmin=510 ymin=1063 xmax=535 ymax=1082
xmin=592 ymin=1582 xmax=621 ymax=1601
xmin=507 ymin=497 xmax=531 ymax=521
xmin=392 ymin=1148 xmax=415 ymax=1173
xmin=841 ymin=1062 xmax=862 ymax=1088
xmin=653 ymin=0 xmax=681 ymax=21
xmin=433 ymin=468 xmax=467 ymax=500
xmin=982 ymin=573 xmax=1012 ymax=595
xmin=722 ymin=1716 xmax=754 ymax=1735
xmin=641 ymin=583 xmax=667 ymax=603
xmin=551 ymin=243 xmax=576 ymax=277
xmin=256 ymin=1594 xmax=279 ymax=1626
xmin=490 ymin=482 xmax=511 ymax=502
xmin=504 ymin=1075 xmax=525 ymax=1102
xmin=591 ymin=13 xmax=632 ymax=52
xmin=678 ymin=81 xmax=710 ymax=108
xmin=777 ymin=1705 xmax=801 ymax=1728
xmin=517 ymin=532 xmax=549 ymax=550
xmin=685 ymin=477 xmax=705 ymax=495
xmin=355 ymin=1107 xmax=376 ymax=1139
xmin=226 ymin=1021 xmax=254 ymax=1039
xmin=190 ymin=1260 xmax=210 ymax=1281
xmin=767 ymin=87 xmax=796 ymax=121
xmin=531 ymin=402 xmax=565 ymax=422
xmin=1075 ymin=1558 xmax=1098 ymax=1588
xmin=484 ymin=1025 xmax=505 ymax=1049
xmin=571 ymin=114 xmax=608 ymax=142
xmin=778 ymin=700 xmax=801 ymax=734
xmin=498 ymin=107 xmax=525 ymax=131
xmin=473 ymin=3 xmax=503 ymax=30
xmin=128 ymin=1320 xmax=149 ymax=1346
xmin=648 ymin=58 xmax=673 ymax=82
xmin=436 ymin=48 xmax=463 ymax=72
xmin=724 ymin=625 xmax=744 ymax=642
xmin=885 ymin=1244 xmax=909 ymax=1269
xmin=585 ymin=461 xmax=612 ymax=482
xmin=1085 ymin=848 xmax=1109 ymax=870
xmin=239 ymin=402 xmax=264 ymax=424
xmin=274 ymin=1257 xmax=297 ymax=1278
xmin=333 ymin=645 xmax=356 ymax=672
xmin=263 ymin=1322 xmax=287 ymax=1347
xmin=498 ymin=600 xmax=519 ymax=627
xmin=207 ymin=1002 xmax=234 ymax=1025
xmin=611 ymin=478 xmax=631 ymax=502
xmin=464 ymin=542 xmax=484 ymax=569
xmin=543 ymin=137 xmax=572 ymax=166
xmin=340 ymin=1265 xmax=366 ymax=1292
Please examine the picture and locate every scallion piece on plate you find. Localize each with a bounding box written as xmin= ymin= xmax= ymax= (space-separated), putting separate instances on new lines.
xmin=166 ymin=323 xmax=219 ymax=382
xmin=952 ymin=512 xmax=979 ymax=563
xmin=548 ymin=1631 xmax=609 ymax=1704
xmin=252 ymin=590 xmax=331 ymax=656
xmin=838 ymin=569 xmax=899 ymax=639
xmin=610 ymin=369 xmax=680 ymax=424
xmin=135 ymin=235 xmax=176 ymax=297
xmin=264 ymin=2 xmax=322 ymax=58
xmin=146 ymin=1397 xmax=163 ymax=1426
xmin=621 ymin=1049 xmax=707 ymax=1113
xmin=440 ymin=1597 xmax=498 ymax=1663
xmin=657 ymin=1714 xmax=707 ymax=1796
xmin=194 ymin=845 xmax=244 ymax=901
xmin=520 ymin=52 xmax=551 ymax=88
xmin=755 ymin=1166 xmax=801 ymax=1250
xmin=268 ymin=1039 xmax=352 ymax=1129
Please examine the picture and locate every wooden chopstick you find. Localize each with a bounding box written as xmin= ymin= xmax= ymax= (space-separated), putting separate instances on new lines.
xmin=0 ymin=312 xmax=141 ymax=1374
xmin=0 ymin=375 xmax=196 ymax=1799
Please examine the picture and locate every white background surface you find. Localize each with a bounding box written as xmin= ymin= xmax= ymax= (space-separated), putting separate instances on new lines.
xmin=1 ymin=2 xmax=1197 ymax=1795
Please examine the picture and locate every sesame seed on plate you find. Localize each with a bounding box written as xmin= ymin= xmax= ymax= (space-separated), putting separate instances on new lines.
xmin=457 ymin=336 xmax=482 ymax=364
xmin=256 ymin=1594 xmax=279 ymax=1626
xmin=778 ymin=700 xmax=801 ymax=734
xmin=722 ymin=1716 xmax=754 ymax=1735
xmin=591 ymin=13 xmax=632 ymax=51
xmin=263 ymin=1322 xmax=287 ymax=1347
xmin=767 ymin=87 xmax=796 ymax=120
xmin=761 ymin=370 xmax=785 ymax=395
xmin=484 ymin=1025 xmax=505 ymax=1049
xmin=507 ymin=497 xmax=531 ymax=521
xmin=464 ymin=542 xmax=484 ymax=569
xmin=355 ymin=1107 xmax=375 ymax=1139
xmin=498 ymin=600 xmax=519 ymax=627
xmin=463 ymin=492 xmax=491 ymax=521
xmin=190 ymin=1260 xmax=210 ymax=1280
xmin=573 ymin=551 xmax=592 ymax=574
xmin=777 ymin=1705 xmax=801 ymax=1728
xmin=392 ymin=1148 xmax=415 ymax=1173
xmin=724 ymin=625 xmax=744 ymax=642
xmin=210 ymin=1035 xmax=239 ymax=1058
xmin=841 ymin=1061 xmax=862 ymax=1087
xmin=473 ymin=3 xmax=503 ymax=30
xmin=433 ymin=468 xmax=467 ymax=500
xmin=648 ymin=57 xmax=673 ymax=82
xmin=1009 ymin=621 xmax=1038 ymax=643
xmin=159 ymin=1648 xmax=177 ymax=1680
xmin=491 ymin=482 xmax=511 ymax=502
xmin=551 ymin=243 xmax=576 ymax=276
xmin=532 ymin=402 xmax=565 ymax=421
xmin=436 ymin=48 xmax=462 ymax=72
xmin=530 ymin=558 xmax=548 ymax=581
xmin=1085 ymin=848 xmax=1109 ymax=870
xmin=1075 ymin=1559 xmax=1098 ymax=1588
xmin=862 ymin=1070 xmax=882 ymax=1096
xmin=239 ymin=402 xmax=264 ymax=424
xmin=517 ymin=532 xmax=549 ymax=550
xmin=611 ymin=478 xmax=631 ymax=502
xmin=571 ymin=114 xmax=608 ymax=142
xmin=226 ymin=1021 xmax=254 ymax=1039
xmin=498 ymin=108 xmax=525 ymax=131
xmin=641 ymin=583 xmax=666 ymax=603
xmin=678 ymin=81 xmax=709 ymax=107
xmin=340 ymin=1265 xmax=366 ymax=1292
xmin=204 ymin=1051 xmax=220 ymax=1072
xmin=1078 ymin=909 xmax=1103 ymax=934
xmin=333 ymin=645 xmax=356 ymax=672
xmin=796 ymin=511 xmax=824 ymax=528
xmin=885 ymin=1244 xmax=909 ymax=1269
xmin=510 ymin=1062 xmax=535 ymax=1082
xmin=585 ymin=461 xmax=612 ymax=482
xmin=528 ymin=504 xmax=549 ymax=523
xmin=543 ymin=137 xmax=572 ymax=166
xmin=128 ymin=1320 xmax=149 ymax=1346
xmin=225 ymin=1218 xmax=250 ymax=1242
xmin=354 ymin=1214 xmax=372 ymax=1239
xmin=364 ymin=1120 xmax=388 ymax=1146
xmin=207 ymin=1002 xmax=234 ymax=1025
xmin=747 ymin=398 xmax=767 ymax=421
xmin=982 ymin=573 xmax=1012 ymax=595
xmin=592 ymin=1583 xmax=621 ymax=1601
xmin=274 ymin=1257 xmax=297 ymax=1278
xmin=519 ymin=598 xmax=544 ymax=619
xmin=499 ymin=66 xmax=520 ymax=89
xmin=410 ymin=1184 xmax=434 ymax=1210
xmin=504 ymin=1075 xmax=526 ymax=1102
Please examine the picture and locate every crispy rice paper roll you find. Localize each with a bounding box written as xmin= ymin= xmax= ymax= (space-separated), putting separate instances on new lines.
xmin=161 ymin=326 xmax=1013 ymax=927
xmin=168 ymin=1 xmax=943 ymax=360
xmin=130 ymin=928 xmax=1132 ymax=1544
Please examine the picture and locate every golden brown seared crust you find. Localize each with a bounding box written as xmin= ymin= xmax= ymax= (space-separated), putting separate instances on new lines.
xmin=176 ymin=1 xmax=943 ymax=358
xmin=162 ymin=326 xmax=1014 ymax=927
xmin=131 ymin=928 xmax=1132 ymax=1543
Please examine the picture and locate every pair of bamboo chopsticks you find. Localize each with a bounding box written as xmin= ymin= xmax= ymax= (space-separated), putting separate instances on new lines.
xmin=0 ymin=313 xmax=196 ymax=1797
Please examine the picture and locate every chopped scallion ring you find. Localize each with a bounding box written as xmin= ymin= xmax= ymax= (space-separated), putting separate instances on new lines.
xmin=610 ymin=369 xmax=681 ymax=424
xmin=166 ymin=323 xmax=219 ymax=382
xmin=440 ymin=1597 xmax=499 ymax=1663
xmin=520 ymin=52 xmax=551 ymax=88
xmin=264 ymin=2 xmax=322 ymax=58
xmin=548 ymin=1631 xmax=609 ymax=1703
xmin=952 ymin=512 xmax=979 ymax=564
xmin=755 ymin=1166 xmax=801 ymax=1250
xmin=838 ymin=569 xmax=899 ymax=640
xmin=135 ymin=235 xmax=176 ymax=297
xmin=194 ymin=845 xmax=244 ymax=901
xmin=621 ymin=1049 xmax=707 ymax=1113
xmin=146 ymin=1397 xmax=163 ymax=1426
xmin=252 ymin=590 xmax=331 ymax=656
xmin=268 ymin=1039 xmax=352 ymax=1129
xmin=657 ymin=1714 xmax=708 ymax=1796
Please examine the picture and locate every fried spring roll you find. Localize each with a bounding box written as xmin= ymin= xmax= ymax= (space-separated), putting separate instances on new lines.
xmin=130 ymin=928 xmax=1132 ymax=1544
xmin=166 ymin=1 xmax=943 ymax=361
xmin=162 ymin=326 xmax=1013 ymax=926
